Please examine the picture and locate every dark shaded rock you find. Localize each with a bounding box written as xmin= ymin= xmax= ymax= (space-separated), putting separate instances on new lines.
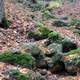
xmin=62 ymin=39 xmax=77 ymax=52
xmin=49 ymin=61 xmax=65 ymax=73
xmin=36 ymin=59 xmax=48 ymax=69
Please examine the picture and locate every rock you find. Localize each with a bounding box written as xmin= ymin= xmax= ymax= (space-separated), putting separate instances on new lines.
xmin=64 ymin=59 xmax=77 ymax=75
xmin=49 ymin=61 xmax=65 ymax=73
xmin=62 ymin=39 xmax=77 ymax=52
xmin=36 ymin=59 xmax=48 ymax=69
xmin=45 ymin=57 xmax=53 ymax=68
xmin=39 ymin=69 xmax=47 ymax=75
xmin=47 ymin=71 xmax=52 ymax=76
xmin=48 ymin=43 xmax=62 ymax=53
xmin=52 ymin=53 xmax=63 ymax=64
xmin=22 ymin=42 xmax=41 ymax=57
xmin=76 ymin=26 xmax=80 ymax=30
xmin=11 ymin=48 xmax=21 ymax=54
xmin=44 ymin=53 xmax=65 ymax=73
xmin=60 ymin=16 xmax=68 ymax=21
xmin=30 ymin=72 xmax=46 ymax=80
xmin=44 ymin=50 xmax=55 ymax=57
xmin=63 ymin=48 xmax=80 ymax=75
xmin=46 ymin=74 xmax=58 ymax=80
xmin=65 ymin=65 xmax=77 ymax=75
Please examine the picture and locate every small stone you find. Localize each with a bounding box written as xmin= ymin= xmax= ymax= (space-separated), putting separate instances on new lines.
xmin=39 ymin=69 xmax=47 ymax=75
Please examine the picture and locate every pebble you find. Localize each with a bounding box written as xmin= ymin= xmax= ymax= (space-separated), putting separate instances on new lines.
xmin=39 ymin=69 xmax=47 ymax=75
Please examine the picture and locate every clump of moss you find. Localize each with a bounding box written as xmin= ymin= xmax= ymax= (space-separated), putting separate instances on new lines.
xmin=0 ymin=51 xmax=34 ymax=69
xmin=48 ymin=32 xmax=59 ymax=41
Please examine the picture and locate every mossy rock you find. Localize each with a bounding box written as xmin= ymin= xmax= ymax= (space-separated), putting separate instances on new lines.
xmin=45 ymin=53 xmax=64 ymax=73
xmin=64 ymin=48 xmax=80 ymax=74
xmin=48 ymin=43 xmax=62 ymax=53
xmin=28 ymin=27 xmax=51 ymax=40
xmin=62 ymin=39 xmax=77 ymax=52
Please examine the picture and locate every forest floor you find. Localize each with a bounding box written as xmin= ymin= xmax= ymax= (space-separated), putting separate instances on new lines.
xmin=0 ymin=0 xmax=80 ymax=80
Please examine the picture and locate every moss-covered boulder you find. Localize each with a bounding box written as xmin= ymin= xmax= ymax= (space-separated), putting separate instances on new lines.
xmin=64 ymin=48 xmax=80 ymax=74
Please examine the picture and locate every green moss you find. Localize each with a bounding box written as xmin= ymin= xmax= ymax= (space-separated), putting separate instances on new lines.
xmin=38 ymin=27 xmax=50 ymax=36
xmin=28 ymin=27 xmax=51 ymax=40
xmin=64 ymin=48 xmax=80 ymax=68
xmin=65 ymin=48 xmax=80 ymax=56
xmin=48 ymin=32 xmax=59 ymax=41
xmin=0 ymin=51 xmax=34 ymax=69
